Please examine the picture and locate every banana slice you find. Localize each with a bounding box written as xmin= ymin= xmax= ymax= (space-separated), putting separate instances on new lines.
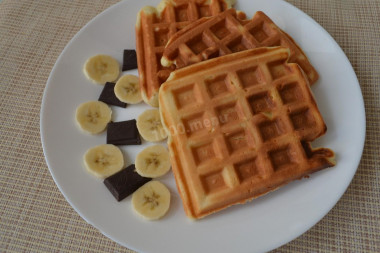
xmin=75 ymin=101 xmax=112 ymax=134
xmin=83 ymin=144 xmax=124 ymax=178
xmin=83 ymin=54 xmax=120 ymax=84
xmin=135 ymin=145 xmax=171 ymax=178
xmin=132 ymin=181 xmax=171 ymax=220
xmin=136 ymin=109 xmax=167 ymax=142
xmin=114 ymin=75 xmax=142 ymax=104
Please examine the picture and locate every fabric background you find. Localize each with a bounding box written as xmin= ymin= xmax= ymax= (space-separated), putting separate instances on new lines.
xmin=0 ymin=0 xmax=379 ymax=252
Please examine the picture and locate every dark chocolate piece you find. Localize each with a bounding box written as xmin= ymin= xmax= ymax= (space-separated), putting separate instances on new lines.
xmin=122 ymin=49 xmax=137 ymax=71
xmin=98 ymin=82 xmax=127 ymax=108
xmin=107 ymin=119 xmax=141 ymax=145
xmin=104 ymin=164 xmax=151 ymax=201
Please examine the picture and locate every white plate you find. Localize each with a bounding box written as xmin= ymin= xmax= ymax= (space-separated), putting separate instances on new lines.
xmin=40 ymin=0 xmax=365 ymax=252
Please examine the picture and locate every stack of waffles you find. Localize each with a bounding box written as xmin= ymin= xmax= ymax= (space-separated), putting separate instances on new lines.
xmin=136 ymin=0 xmax=335 ymax=219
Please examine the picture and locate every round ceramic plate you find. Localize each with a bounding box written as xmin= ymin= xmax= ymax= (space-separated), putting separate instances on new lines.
xmin=40 ymin=0 xmax=366 ymax=252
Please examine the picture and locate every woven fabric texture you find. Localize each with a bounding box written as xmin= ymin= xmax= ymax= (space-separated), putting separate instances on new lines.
xmin=0 ymin=0 xmax=379 ymax=252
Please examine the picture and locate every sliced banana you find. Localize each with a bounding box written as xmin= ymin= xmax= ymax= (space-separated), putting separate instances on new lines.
xmin=132 ymin=181 xmax=171 ymax=220
xmin=83 ymin=54 xmax=120 ymax=84
xmin=114 ymin=75 xmax=142 ymax=104
xmin=136 ymin=109 xmax=167 ymax=142
xmin=135 ymin=145 xmax=171 ymax=178
xmin=83 ymin=144 xmax=124 ymax=178
xmin=75 ymin=101 xmax=112 ymax=134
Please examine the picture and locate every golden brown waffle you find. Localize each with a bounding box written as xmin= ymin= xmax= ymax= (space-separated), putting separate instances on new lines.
xmin=136 ymin=0 xmax=236 ymax=107
xmin=162 ymin=9 xmax=319 ymax=85
xmin=159 ymin=47 xmax=335 ymax=219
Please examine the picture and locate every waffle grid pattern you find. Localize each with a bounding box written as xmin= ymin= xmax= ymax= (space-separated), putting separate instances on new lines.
xmin=160 ymin=48 xmax=332 ymax=217
xmin=163 ymin=9 xmax=319 ymax=84
xmin=136 ymin=0 xmax=230 ymax=105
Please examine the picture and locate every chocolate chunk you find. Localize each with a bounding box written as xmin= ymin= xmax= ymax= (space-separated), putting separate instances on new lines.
xmin=104 ymin=164 xmax=151 ymax=201
xmin=98 ymin=82 xmax=127 ymax=108
xmin=122 ymin=49 xmax=137 ymax=71
xmin=107 ymin=119 xmax=141 ymax=145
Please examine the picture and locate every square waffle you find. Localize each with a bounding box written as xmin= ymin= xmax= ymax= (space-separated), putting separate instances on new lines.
xmin=159 ymin=47 xmax=335 ymax=219
xmin=136 ymin=0 xmax=236 ymax=107
xmin=162 ymin=8 xmax=319 ymax=85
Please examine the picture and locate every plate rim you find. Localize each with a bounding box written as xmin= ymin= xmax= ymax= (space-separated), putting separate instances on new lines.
xmin=40 ymin=0 xmax=366 ymax=252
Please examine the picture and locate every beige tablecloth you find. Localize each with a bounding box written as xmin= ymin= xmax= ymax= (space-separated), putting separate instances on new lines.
xmin=0 ymin=0 xmax=379 ymax=252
